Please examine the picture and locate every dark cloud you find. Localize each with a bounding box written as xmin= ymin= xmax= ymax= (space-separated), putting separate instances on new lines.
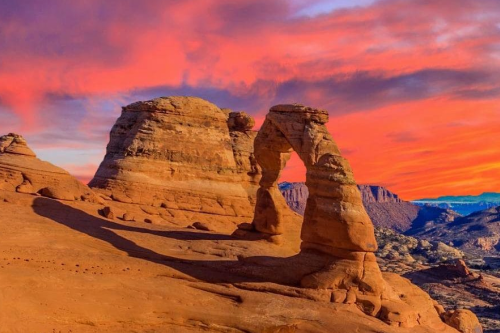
xmin=452 ymin=87 xmax=500 ymax=100
xmin=213 ymin=0 xmax=291 ymax=34
xmin=273 ymin=68 xmax=499 ymax=113
xmin=0 ymin=0 xmax=175 ymax=67
xmin=386 ymin=131 xmax=420 ymax=143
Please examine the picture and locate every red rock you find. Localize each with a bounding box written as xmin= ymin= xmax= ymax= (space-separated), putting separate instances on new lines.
xmin=442 ymin=309 xmax=483 ymax=333
xmin=89 ymin=97 xmax=261 ymax=226
xmin=122 ymin=212 xmax=135 ymax=221
xmin=100 ymin=206 xmax=115 ymax=219
xmin=0 ymin=133 xmax=100 ymax=203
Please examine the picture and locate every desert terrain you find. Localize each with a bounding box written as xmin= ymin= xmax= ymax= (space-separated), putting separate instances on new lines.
xmin=0 ymin=97 xmax=485 ymax=333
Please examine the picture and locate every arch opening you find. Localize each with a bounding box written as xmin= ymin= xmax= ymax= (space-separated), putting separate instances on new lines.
xmin=251 ymin=104 xmax=378 ymax=257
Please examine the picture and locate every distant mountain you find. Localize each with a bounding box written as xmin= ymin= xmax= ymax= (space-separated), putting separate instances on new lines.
xmin=279 ymin=182 xmax=460 ymax=233
xmin=409 ymin=206 xmax=500 ymax=257
xmin=413 ymin=192 xmax=500 ymax=216
xmin=358 ymin=184 xmax=403 ymax=203
xmin=279 ymin=182 xmax=309 ymax=215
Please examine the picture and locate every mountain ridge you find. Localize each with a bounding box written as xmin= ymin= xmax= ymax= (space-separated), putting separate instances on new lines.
xmin=413 ymin=192 xmax=500 ymax=216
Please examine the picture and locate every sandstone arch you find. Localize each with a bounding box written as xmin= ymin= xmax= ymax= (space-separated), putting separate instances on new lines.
xmin=250 ymin=104 xmax=402 ymax=317
xmin=252 ymin=104 xmax=378 ymax=256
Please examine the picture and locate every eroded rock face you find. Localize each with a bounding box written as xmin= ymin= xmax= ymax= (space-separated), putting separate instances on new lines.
xmin=0 ymin=133 xmax=36 ymax=157
xmin=89 ymin=97 xmax=261 ymax=226
xmin=252 ymin=104 xmax=377 ymax=254
xmin=442 ymin=309 xmax=483 ymax=333
xmin=250 ymin=104 xmax=422 ymax=325
xmin=0 ymin=133 xmax=99 ymax=202
xmin=359 ymin=184 xmax=403 ymax=203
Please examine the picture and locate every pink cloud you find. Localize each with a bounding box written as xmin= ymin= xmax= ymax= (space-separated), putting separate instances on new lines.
xmin=0 ymin=0 xmax=499 ymax=198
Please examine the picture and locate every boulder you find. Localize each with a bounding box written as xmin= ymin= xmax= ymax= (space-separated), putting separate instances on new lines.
xmin=192 ymin=221 xmax=211 ymax=231
xmin=122 ymin=212 xmax=135 ymax=222
xmin=100 ymin=206 xmax=116 ymax=219
xmin=442 ymin=309 xmax=483 ymax=333
xmin=39 ymin=187 xmax=77 ymax=201
xmin=227 ymin=111 xmax=255 ymax=131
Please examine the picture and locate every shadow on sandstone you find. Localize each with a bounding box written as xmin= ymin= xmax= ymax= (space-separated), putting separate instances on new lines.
xmin=32 ymin=197 xmax=328 ymax=286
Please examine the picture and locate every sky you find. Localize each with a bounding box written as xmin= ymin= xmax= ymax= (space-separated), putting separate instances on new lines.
xmin=0 ymin=0 xmax=499 ymax=200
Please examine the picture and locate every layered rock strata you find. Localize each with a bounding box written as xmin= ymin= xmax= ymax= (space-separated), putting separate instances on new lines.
xmin=89 ymin=97 xmax=261 ymax=226
xmin=247 ymin=104 xmax=482 ymax=330
xmin=359 ymin=184 xmax=403 ymax=203
xmin=0 ymin=133 xmax=99 ymax=202
xmin=250 ymin=104 xmax=409 ymax=324
xmin=252 ymin=104 xmax=377 ymax=254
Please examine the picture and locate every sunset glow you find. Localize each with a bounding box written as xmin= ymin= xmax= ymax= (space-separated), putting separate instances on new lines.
xmin=1 ymin=0 xmax=499 ymax=200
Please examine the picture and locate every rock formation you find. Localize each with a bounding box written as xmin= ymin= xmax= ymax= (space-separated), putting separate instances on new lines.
xmin=249 ymin=104 xmax=424 ymax=325
xmin=359 ymin=184 xmax=403 ymax=203
xmin=252 ymin=104 xmax=377 ymax=252
xmin=89 ymin=97 xmax=261 ymax=228
xmin=0 ymin=133 xmax=99 ymax=202
xmin=280 ymin=182 xmax=460 ymax=233
xmin=0 ymin=100 xmax=483 ymax=332
xmin=279 ymin=182 xmax=310 ymax=215
xmin=442 ymin=310 xmax=483 ymax=333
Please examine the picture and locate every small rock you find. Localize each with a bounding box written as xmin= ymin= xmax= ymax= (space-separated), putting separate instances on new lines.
xmin=345 ymin=290 xmax=357 ymax=304
xmin=122 ymin=213 xmax=135 ymax=222
xmin=227 ymin=111 xmax=255 ymax=131
xmin=100 ymin=206 xmax=115 ymax=219
xmin=110 ymin=193 xmax=133 ymax=204
xmin=331 ymin=290 xmax=347 ymax=303
xmin=192 ymin=222 xmax=211 ymax=231
xmin=237 ymin=222 xmax=254 ymax=231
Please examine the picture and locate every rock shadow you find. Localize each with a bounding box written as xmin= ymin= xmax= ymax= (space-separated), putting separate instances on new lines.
xmin=32 ymin=197 xmax=328 ymax=286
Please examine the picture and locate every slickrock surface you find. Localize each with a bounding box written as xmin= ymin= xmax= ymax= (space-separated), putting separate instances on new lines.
xmin=0 ymin=99 xmax=480 ymax=332
xmin=0 ymin=190 xmax=461 ymax=333
xmin=0 ymin=133 xmax=99 ymax=202
xmin=89 ymin=97 xmax=261 ymax=230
